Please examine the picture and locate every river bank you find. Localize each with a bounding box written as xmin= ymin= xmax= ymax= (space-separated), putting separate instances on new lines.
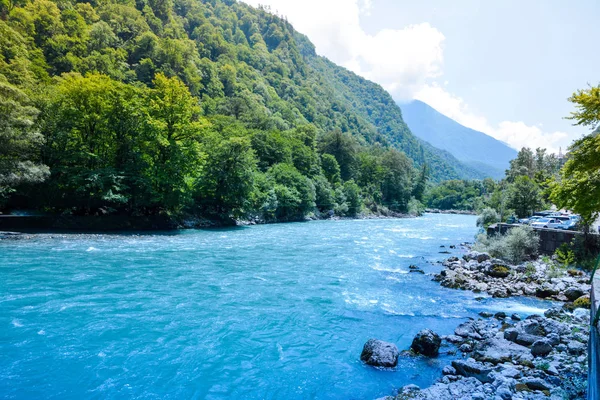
xmin=0 ymin=209 xmax=413 ymax=233
xmin=385 ymin=306 xmax=589 ymax=399
xmin=372 ymin=249 xmax=592 ymax=399
xmin=433 ymin=251 xmax=591 ymax=306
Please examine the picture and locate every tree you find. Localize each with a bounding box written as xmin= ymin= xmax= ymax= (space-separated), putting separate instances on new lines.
xmin=0 ymin=77 xmax=49 ymax=205
xmin=412 ymin=163 xmax=428 ymax=202
xmin=319 ymin=130 xmax=357 ymax=181
xmin=507 ymin=175 xmax=543 ymax=218
xmin=381 ymin=149 xmax=413 ymax=211
xmin=321 ymin=153 xmax=341 ymax=186
xmin=146 ymin=73 xmax=207 ymax=211
xmin=549 ymin=133 xmax=600 ymax=225
xmin=549 ymin=84 xmax=600 ymax=226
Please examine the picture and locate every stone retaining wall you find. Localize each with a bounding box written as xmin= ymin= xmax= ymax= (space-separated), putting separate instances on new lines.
xmin=487 ymin=223 xmax=581 ymax=255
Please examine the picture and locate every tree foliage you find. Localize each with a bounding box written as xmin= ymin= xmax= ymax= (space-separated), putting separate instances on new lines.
xmin=0 ymin=0 xmax=431 ymax=220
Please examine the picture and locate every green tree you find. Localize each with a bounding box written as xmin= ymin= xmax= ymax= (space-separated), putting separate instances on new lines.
xmin=550 ymin=84 xmax=600 ymax=226
xmin=507 ymin=175 xmax=542 ymax=218
xmin=0 ymin=77 xmax=49 ymax=204
xmin=319 ymin=130 xmax=357 ymax=181
xmin=196 ymin=135 xmax=256 ymax=218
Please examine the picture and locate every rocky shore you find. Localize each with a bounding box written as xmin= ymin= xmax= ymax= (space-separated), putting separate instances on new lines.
xmin=433 ymin=251 xmax=591 ymax=306
xmin=365 ymin=249 xmax=592 ymax=399
xmin=381 ymin=306 xmax=589 ymax=400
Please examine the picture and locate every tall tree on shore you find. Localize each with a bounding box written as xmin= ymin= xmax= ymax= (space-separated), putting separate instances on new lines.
xmin=549 ymin=85 xmax=600 ymax=225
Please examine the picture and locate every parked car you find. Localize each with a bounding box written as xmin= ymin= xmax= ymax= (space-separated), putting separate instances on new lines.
xmin=556 ymin=220 xmax=578 ymax=230
xmin=531 ymin=218 xmax=563 ymax=229
xmin=519 ymin=215 xmax=542 ymax=225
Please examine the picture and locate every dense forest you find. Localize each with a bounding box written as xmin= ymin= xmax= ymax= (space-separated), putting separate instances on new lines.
xmin=0 ymin=0 xmax=486 ymax=223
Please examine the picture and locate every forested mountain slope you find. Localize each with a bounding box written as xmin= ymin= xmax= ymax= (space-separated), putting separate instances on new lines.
xmin=402 ymin=100 xmax=518 ymax=179
xmin=0 ymin=0 xmax=482 ymax=221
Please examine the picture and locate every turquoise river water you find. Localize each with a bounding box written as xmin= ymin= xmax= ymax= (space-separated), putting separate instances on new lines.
xmin=0 ymin=214 xmax=553 ymax=399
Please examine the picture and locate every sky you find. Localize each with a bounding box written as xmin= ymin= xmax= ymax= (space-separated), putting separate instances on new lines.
xmin=242 ymin=0 xmax=600 ymax=153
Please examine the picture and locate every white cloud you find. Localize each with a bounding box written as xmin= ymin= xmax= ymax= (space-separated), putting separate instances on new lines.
xmin=243 ymin=0 xmax=444 ymax=100
xmin=414 ymin=83 xmax=570 ymax=153
xmin=242 ymin=0 xmax=571 ymax=153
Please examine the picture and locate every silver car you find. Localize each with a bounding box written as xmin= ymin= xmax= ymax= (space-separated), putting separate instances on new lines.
xmin=531 ymin=218 xmax=563 ymax=229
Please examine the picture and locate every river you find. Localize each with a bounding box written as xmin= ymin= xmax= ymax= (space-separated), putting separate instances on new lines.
xmin=0 ymin=214 xmax=553 ymax=399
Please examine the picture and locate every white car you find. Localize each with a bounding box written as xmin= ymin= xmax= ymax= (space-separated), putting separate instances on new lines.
xmin=530 ymin=218 xmax=563 ymax=229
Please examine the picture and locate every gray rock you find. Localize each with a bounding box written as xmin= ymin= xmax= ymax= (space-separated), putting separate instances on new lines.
xmin=400 ymin=384 xmax=420 ymax=394
xmin=522 ymin=320 xmax=545 ymax=336
xmin=411 ymin=329 xmax=442 ymax=357
xmin=521 ymin=377 xmax=551 ymax=391
xmin=444 ymin=334 xmax=464 ymax=344
xmin=460 ymin=343 xmax=473 ymax=353
xmin=504 ymin=328 xmax=518 ymax=342
xmin=511 ymin=313 xmax=521 ymax=321
xmin=544 ymin=307 xmax=562 ymax=319
xmin=464 ymin=251 xmax=491 ymax=263
xmin=531 ymin=339 xmax=553 ymax=357
xmin=442 ymin=365 xmax=457 ymax=375
xmin=567 ymin=340 xmax=586 ymax=355
xmin=479 ymin=311 xmax=493 ymax=318
xmin=496 ymin=384 xmax=513 ymax=400
xmin=536 ymin=284 xmax=558 ymax=298
xmin=455 ymin=321 xmax=483 ymax=340
xmin=494 ymin=312 xmax=507 ymax=319
xmin=546 ymin=333 xmax=560 ymax=346
xmin=474 ymin=338 xmax=532 ymax=365
xmin=360 ymin=339 xmax=399 ymax=368
xmin=452 ymin=358 xmax=493 ymax=383
xmin=564 ymin=287 xmax=584 ymax=301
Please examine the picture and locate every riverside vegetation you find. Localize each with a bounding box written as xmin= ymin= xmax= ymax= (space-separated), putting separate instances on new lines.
xmin=0 ymin=0 xmax=485 ymax=225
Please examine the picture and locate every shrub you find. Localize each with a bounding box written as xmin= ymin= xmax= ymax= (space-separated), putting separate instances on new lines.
xmin=476 ymin=207 xmax=500 ymax=228
xmin=554 ymin=243 xmax=575 ymax=268
xmin=407 ymin=197 xmax=425 ymax=217
xmin=573 ymin=296 xmax=591 ymax=309
xmin=474 ymin=226 xmax=539 ymax=264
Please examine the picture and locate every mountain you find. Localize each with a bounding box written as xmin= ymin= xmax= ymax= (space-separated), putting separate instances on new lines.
xmin=400 ymin=100 xmax=518 ymax=179
xmin=0 ymin=0 xmax=489 ymax=219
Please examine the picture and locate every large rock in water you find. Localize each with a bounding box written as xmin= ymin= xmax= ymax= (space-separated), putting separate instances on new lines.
xmin=411 ymin=329 xmax=442 ymax=357
xmin=360 ymin=339 xmax=399 ymax=368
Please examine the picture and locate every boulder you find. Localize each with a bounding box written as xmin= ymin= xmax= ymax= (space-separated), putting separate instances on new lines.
xmin=479 ymin=311 xmax=493 ymax=318
xmin=455 ymin=321 xmax=483 ymax=340
xmin=564 ymin=287 xmax=584 ymax=301
xmin=474 ymin=338 xmax=532 ymax=365
xmin=531 ymin=339 xmax=552 ymax=357
xmin=494 ymin=312 xmax=506 ymax=319
xmin=521 ymin=377 xmax=551 ymax=391
xmin=485 ymin=264 xmax=511 ymax=278
xmin=452 ymin=359 xmax=493 ymax=383
xmin=567 ymin=340 xmax=586 ymax=355
xmin=464 ymin=251 xmax=491 ymax=263
xmin=536 ymin=284 xmax=558 ymax=298
xmin=544 ymin=307 xmax=562 ymax=319
xmin=360 ymin=339 xmax=399 ymax=368
xmin=410 ymin=329 xmax=442 ymax=357
xmin=442 ymin=365 xmax=456 ymax=375
xmin=514 ymin=332 xmax=542 ymax=347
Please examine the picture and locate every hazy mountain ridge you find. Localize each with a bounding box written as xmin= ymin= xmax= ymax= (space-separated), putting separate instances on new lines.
xmin=400 ymin=100 xmax=518 ymax=179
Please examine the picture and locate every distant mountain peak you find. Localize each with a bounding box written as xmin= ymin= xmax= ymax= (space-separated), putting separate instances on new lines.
xmin=400 ymin=100 xmax=517 ymax=179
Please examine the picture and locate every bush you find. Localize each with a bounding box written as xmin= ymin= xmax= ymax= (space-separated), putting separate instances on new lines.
xmin=573 ymin=296 xmax=591 ymax=309
xmin=474 ymin=226 xmax=539 ymax=264
xmin=476 ymin=207 xmax=500 ymax=228
xmin=407 ymin=197 xmax=425 ymax=217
